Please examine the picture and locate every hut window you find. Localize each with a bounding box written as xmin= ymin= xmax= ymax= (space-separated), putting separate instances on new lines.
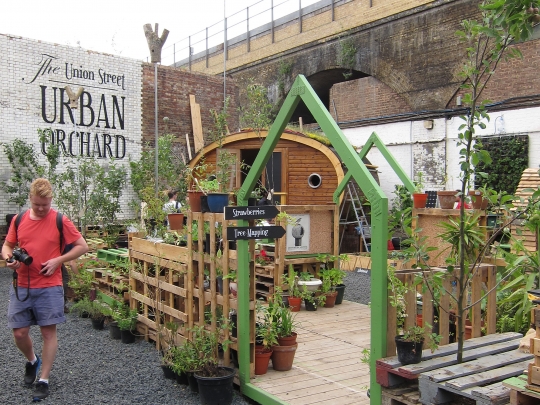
xmin=308 ymin=173 xmax=322 ymax=189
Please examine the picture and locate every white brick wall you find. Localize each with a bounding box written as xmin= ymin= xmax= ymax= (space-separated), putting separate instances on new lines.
xmin=0 ymin=33 xmax=142 ymax=221
xmin=343 ymin=108 xmax=540 ymax=209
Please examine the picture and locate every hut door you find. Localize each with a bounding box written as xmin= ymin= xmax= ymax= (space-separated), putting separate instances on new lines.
xmin=264 ymin=149 xmax=286 ymax=204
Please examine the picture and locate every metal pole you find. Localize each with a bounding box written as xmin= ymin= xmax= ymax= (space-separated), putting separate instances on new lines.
xmin=189 ymin=36 xmax=192 ymax=71
xmin=299 ymin=0 xmax=302 ymax=34
xmin=331 ymin=0 xmax=335 ymax=21
xmin=247 ymin=7 xmax=250 ymax=52
xmin=271 ymin=0 xmax=274 ymax=43
xmin=154 ymin=62 xmax=158 ymax=193
xmin=206 ymin=27 xmax=209 ymax=68
xmin=224 ymin=1 xmax=227 ymax=104
xmin=173 ymin=43 xmax=175 ymax=67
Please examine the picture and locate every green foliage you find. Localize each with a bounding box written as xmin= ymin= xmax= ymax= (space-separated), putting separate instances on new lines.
xmin=113 ymin=304 xmax=138 ymax=331
xmin=414 ymin=171 xmax=425 ymax=193
xmin=210 ymin=97 xmax=231 ymax=147
xmin=337 ymin=37 xmax=357 ymax=79
xmin=70 ymin=297 xmax=110 ymax=321
xmin=388 ymin=185 xmax=413 ymax=239
xmin=129 ymin=134 xmax=188 ymax=201
xmin=475 ymin=135 xmax=528 ymax=194
xmin=284 ymin=265 xmax=301 ymax=298
xmin=0 ymin=138 xmax=45 ymax=210
xmin=277 ymin=59 xmax=293 ymax=97
xmin=238 ymin=79 xmax=273 ymax=134
xmin=438 ymin=212 xmax=486 ymax=264
xmin=256 ymin=300 xmax=279 ymax=350
xmin=68 ymin=269 xmax=95 ymax=300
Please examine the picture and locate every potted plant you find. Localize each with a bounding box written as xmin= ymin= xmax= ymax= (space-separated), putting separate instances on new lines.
xmin=114 ymin=304 xmax=138 ymax=344
xmin=191 ymin=324 xmax=235 ymax=405
xmin=283 ymin=266 xmax=302 ymax=311
xmin=412 ymin=171 xmax=428 ymax=209
xmin=317 ymin=254 xmax=348 ymax=306
xmin=254 ymin=300 xmax=278 ymax=375
xmin=223 ymin=270 xmax=237 ymax=297
xmin=297 ymin=271 xmax=322 ymax=292
xmin=70 ymin=297 xmax=110 ymax=330
xmin=437 ymin=190 xmax=458 ymax=209
xmin=158 ymin=321 xmax=181 ymax=380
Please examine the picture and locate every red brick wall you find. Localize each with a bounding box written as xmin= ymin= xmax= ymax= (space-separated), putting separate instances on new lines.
xmin=330 ymin=76 xmax=411 ymax=122
xmin=141 ymin=64 xmax=239 ymax=152
xmin=330 ymin=37 xmax=540 ymax=122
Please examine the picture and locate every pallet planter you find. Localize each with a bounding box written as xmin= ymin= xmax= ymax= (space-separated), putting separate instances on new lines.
xmin=128 ymin=212 xmax=257 ymax=375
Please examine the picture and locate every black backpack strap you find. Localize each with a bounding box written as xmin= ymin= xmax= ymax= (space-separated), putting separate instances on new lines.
xmin=56 ymin=212 xmax=64 ymax=252
xmin=13 ymin=209 xmax=28 ymax=242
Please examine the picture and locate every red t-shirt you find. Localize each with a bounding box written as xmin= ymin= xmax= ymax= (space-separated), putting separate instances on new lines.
xmin=6 ymin=209 xmax=82 ymax=288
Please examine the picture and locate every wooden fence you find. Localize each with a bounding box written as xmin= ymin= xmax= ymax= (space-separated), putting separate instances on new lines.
xmin=386 ymin=264 xmax=497 ymax=356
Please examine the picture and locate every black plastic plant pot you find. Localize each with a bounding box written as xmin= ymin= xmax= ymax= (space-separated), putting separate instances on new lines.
xmin=304 ymin=298 xmax=317 ymax=311
xmin=91 ymin=318 xmax=105 ymax=330
xmin=395 ymin=335 xmax=423 ymax=365
xmin=161 ymin=365 xmax=176 ymax=380
xmin=120 ymin=329 xmax=135 ymax=344
xmin=335 ymin=284 xmax=346 ymax=305
xmin=194 ymin=366 xmax=235 ymax=405
xmin=200 ymin=195 xmax=210 ymax=213
xmin=187 ymin=372 xmax=199 ymax=393
xmin=175 ymin=371 xmax=189 ymax=385
xmin=109 ymin=321 xmax=121 ymax=340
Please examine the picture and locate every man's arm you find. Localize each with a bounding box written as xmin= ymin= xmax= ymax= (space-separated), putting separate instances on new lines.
xmin=40 ymin=237 xmax=88 ymax=277
xmin=2 ymin=240 xmax=18 ymax=270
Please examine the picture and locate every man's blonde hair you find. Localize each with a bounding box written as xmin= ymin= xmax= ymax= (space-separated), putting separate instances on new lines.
xmin=30 ymin=178 xmax=53 ymax=198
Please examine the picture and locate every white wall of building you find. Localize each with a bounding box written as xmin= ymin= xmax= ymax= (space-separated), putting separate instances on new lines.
xmin=0 ymin=34 xmax=142 ymax=220
xmin=342 ymin=106 xmax=540 ymax=209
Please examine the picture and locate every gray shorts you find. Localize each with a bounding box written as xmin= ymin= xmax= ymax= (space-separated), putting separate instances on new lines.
xmin=7 ymin=285 xmax=66 ymax=328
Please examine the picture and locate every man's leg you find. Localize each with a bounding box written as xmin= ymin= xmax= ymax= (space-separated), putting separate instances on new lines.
xmin=12 ymin=326 xmax=35 ymax=361
xmin=39 ymin=324 xmax=58 ymax=380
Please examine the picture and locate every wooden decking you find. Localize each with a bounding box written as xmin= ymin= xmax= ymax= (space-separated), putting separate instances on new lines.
xmin=251 ymin=300 xmax=371 ymax=405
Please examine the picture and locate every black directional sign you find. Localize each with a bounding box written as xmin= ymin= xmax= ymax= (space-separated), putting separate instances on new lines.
xmin=227 ymin=226 xmax=286 ymax=241
xmin=224 ymin=205 xmax=279 ymax=220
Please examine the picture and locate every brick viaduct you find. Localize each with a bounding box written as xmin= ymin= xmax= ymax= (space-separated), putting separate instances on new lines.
xmin=183 ymin=0 xmax=540 ymax=125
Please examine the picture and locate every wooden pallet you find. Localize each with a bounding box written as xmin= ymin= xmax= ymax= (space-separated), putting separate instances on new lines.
xmin=382 ymin=384 xmax=421 ymax=405
xmin=377 ymin=333 xmax=531 ymax=404
xmin=503 ymin=374 xmax=540 ymax=404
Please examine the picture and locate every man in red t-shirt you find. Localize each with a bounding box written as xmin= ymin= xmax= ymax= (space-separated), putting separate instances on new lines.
xmin=2 ymin=178 xmax=88 ymax=401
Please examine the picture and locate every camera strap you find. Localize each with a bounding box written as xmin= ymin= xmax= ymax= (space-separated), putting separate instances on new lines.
xmin=12 ymin=210 xmax=65 ymax=301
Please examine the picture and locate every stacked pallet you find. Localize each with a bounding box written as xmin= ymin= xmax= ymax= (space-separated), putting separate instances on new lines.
xmin=377 ymin=332 xmax=531 ymax=405
xmin=503 ymin=306 xmax=540 ymax=404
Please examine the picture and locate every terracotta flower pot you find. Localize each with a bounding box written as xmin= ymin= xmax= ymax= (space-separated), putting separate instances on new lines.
xmin=437 ymin=190 xmax=457 ymax=209
xmin=167 ymin=213 xmax=184 ymax=230
xmin=412 ymin=193 xmax=428 ymax=208
xmin=287 ymin=297 xmax=302 ymax=312
xmin=468 ymin=190 xmax=489 ymax=210
xmin=271 ymin=343 xmax=297 ymax=371
xmin=187 ymin=191 xmax=204 ymax=212
xmin=324 ymin=291 xmax=338 ymax=308
xmin=255 ymin=347 xmax=273 ymax=375
xmin=277 ymin=332 xmax=298 ymax=347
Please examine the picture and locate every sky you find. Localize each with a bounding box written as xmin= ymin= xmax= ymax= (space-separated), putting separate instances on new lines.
xmin=1 ymin=0 xmax=319 ymax=64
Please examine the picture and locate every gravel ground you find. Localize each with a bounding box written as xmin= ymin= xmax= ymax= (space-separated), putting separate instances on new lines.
xmin=0 ymin=268 xmax=255 ymax=405
xmin=0 ymin=267 xmax=370 ymax=405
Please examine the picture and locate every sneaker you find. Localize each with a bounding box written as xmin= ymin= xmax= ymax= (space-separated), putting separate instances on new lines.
xmin=32 ymin=381 xmax=49 ymax=402
xmin=24 ymin=356 xmax=41 ymax=386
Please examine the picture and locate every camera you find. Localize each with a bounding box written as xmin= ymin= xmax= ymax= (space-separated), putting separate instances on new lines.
xmin=8 ymin=248 xmax=33 ymax=265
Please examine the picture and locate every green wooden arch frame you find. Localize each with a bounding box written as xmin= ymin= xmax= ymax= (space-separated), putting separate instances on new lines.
xmin=236 ymin=75 xmax=413 ymax=405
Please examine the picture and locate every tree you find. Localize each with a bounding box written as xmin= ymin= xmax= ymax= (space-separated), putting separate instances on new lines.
xmin=443 ymin=0 xmax=539 ymax=362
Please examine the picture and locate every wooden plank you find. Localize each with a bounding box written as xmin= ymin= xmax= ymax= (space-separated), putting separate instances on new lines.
xmin=377 ymin=332 xmax=523 ymax=369
xmin=399 ymin=338 xmax=522 ymax=376
xmin=189 ymin=94 xmax=204 ymax=153
xmin=423 ymin=350 xmax=533 ymax=383
xmin=446 ymin=359 xmax=531 ymax=390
